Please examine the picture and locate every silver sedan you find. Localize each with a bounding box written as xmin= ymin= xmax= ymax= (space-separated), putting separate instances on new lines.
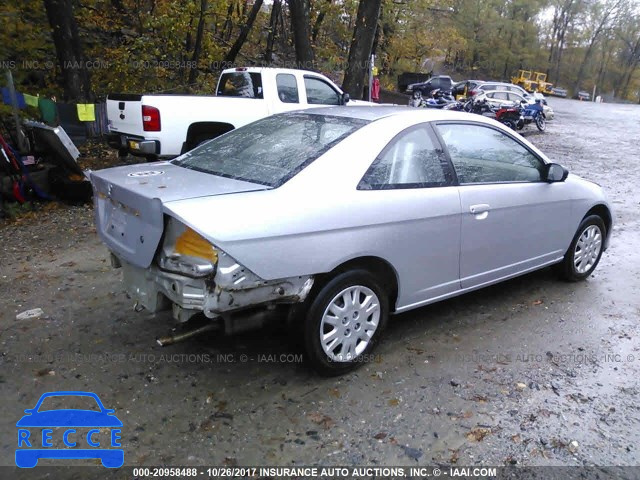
xmin=91 ymin=106 xmax=612 ymax=375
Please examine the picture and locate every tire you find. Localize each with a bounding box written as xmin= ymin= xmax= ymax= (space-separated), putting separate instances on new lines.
xmin=502 ymin=119 xmax=517 ymax=130
xmin=535 ymin=114 xmax=546 ymax=131
xmin=556 ymin=215 xmax=606 ymax=282
xmin=303 ymin=269 xmax=389 ymax=376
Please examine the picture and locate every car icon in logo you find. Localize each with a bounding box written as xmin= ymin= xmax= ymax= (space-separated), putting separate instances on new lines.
xmin=16 ymin=391 xmax=123 ymax=468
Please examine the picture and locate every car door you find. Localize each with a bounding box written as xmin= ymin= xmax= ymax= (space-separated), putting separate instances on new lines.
xmin=507 ymin=92 xmax=526 ymax=105
xmin=486 ymin=91 xmax=509 ymax=107
xmin=434 ymin=122 xmax=572 ymax=289
xmin=358 ymin=124 xmax=462 ymax=309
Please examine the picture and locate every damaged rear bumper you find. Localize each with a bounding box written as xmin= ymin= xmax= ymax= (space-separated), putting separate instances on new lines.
xmin=115 ymin=252 xmax=314 ymax=324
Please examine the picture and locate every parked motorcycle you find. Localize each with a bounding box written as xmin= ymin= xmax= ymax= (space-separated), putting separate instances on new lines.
xmin=521 ymin=99 xmax=546 ymax=132
xmin=465 ymin=95 xmax=525 ymax=130
xmin=494 ymin=105 xmax=524 ymax=130
xmin=408 ymin=90 xmax=427 ymax=108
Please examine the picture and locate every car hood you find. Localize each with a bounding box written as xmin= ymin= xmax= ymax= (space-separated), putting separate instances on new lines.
xmin=16 ymin=410 xmax=123 ymax=427
xmin=90 ymin=162 xmax=270 ymax=269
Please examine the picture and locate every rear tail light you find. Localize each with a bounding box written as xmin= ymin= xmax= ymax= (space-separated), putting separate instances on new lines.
xmin=175 ymin=228 xmax=218 ymax=263
xmin=142 ymin=105 xmax=161 ymax=131
xmin=469 ymin=90 xmax=479 ymax=96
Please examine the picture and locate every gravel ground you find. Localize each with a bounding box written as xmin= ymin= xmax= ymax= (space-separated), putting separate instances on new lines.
xmin=1 ymin=98 xmax=639 ymax=478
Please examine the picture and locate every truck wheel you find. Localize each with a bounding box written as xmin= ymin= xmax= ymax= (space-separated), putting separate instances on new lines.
xmin=303 ymin=269 xmax=388 ymax=376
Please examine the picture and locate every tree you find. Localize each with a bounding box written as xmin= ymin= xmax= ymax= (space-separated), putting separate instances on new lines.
xmin=312 ymin=0 xmax=332 ymax=43
xmin=572 ymin=0 xmax=623 ymax=92
xmin=224 ymin=0 xmax=264 ymax=63
xmin=288 ymin=0 xmax=315 ymax=68
xmin=265 ymin=0 xmax=282 ymax=63
xmin=547 ymin=0 xmax=583 ymax=84
xmin=188 ymin=0 xmax=209 ymax=84
xmin=43 ymin=0 xmax=92 ymax=101
xmin=342 ymin=0 xmax=382 ymax=98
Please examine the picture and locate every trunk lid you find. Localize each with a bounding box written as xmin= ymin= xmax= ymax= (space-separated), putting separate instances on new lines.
xmin=106 ymin=94 xmax=144 ymax=135
xmin=90 ymin=162 xmax=269 ymax=268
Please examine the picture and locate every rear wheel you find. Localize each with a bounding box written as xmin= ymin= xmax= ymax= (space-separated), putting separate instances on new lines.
xmin=557 ymin=215 xmax=605 ymax=281
xmin=303 ymin=270 xmax=389 ymax=376
xmin=535 ymin=114 xmax=546 ymax=131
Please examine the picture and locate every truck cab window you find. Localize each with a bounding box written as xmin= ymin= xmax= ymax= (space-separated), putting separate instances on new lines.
xmin=276 ymin=74 xmax=299 ymax=103
xmin=217 ymin=72 xmax=263 ymax=99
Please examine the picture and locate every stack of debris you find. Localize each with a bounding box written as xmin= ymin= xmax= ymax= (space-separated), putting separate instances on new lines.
xmin=0 ymin=121 xmax=92 ymax=216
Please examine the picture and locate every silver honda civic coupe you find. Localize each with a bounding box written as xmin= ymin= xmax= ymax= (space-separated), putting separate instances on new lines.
xmin=91 ymin=106 xmax=612 ymax=375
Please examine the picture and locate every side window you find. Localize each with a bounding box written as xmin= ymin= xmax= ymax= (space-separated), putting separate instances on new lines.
xmin=493 ymin=92 xmax=509 ymax=100
xmin=304 ymin=77 xmax=341 ymax=105
xmin=359 ymin=126 xmax=450 ymax=189
xmin=508 ymin=93 xmax=524 ymax=102
xmin=276 ymin=74 xmax=299 ymax=103
xmin=436 ymin=124 xmax=545 ymax=184
xmin=217 ymin=72 xmax=263 ymax=98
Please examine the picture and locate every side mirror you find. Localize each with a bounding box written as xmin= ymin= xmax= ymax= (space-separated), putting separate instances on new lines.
xmin=546 ymin=163 xmax=568 ymax=182
xmin=340 ymin=93 xmax=350 ymax=105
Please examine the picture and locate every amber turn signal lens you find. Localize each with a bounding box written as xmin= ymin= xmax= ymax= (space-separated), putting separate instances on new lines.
xmin=174 ymin=228 xmax=218 ymax=263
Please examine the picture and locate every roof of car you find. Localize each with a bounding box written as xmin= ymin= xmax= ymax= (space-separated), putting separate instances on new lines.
xmin=480 ymin=82 xmax=524 ymax=89
xmin=291 ymin=105 xmax=492 ymax=124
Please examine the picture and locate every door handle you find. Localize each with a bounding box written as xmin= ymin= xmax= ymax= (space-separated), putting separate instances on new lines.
xmin=469 ymin=204 xmax=490 ymax=214
xmin=469 ymin=203 xmax=490 ymax=220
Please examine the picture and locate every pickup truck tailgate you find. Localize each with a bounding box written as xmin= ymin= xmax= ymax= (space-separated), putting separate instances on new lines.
xmin=107 ymin=94 xmax=143 ymax=134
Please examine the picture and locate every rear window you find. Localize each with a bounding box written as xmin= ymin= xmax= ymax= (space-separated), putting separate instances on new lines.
xmin=173 ymin=113 xmax=368 ymax=187
xmin=217 ymin=72 xmax=263 ymax=98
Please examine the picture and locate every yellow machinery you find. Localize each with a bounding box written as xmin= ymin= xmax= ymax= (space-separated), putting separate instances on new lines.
xmin=533 ymin=72 xmax=554 ymax=94
xmin=510 ymin=70 xmax=538 ymax=92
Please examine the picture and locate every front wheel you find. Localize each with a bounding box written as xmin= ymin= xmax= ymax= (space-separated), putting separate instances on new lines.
xmin=556 ymin=215 xmax=606 ymax=281
xmin=303 ymin=270 xmax=389 ymax=376
xmin=535 ymin=114 xmax=546 ymax=131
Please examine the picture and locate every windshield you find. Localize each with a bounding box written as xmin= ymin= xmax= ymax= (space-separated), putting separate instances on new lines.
xmin=38 ymin=395 xmax=101 ymax=412
xmin=173 ymin=113 xmax=368 ymax=187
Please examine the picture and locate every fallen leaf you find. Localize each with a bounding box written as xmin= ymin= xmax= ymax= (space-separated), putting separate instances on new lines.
xmin=388 ymin=398 xmax=400 ymax=406
xmin=449 ymin=449 xmax=459 ymax=464
xmin=466 ymin=427 xmax=491 ymax=442
xmin=373 ymin=432 xmax=387 ymax=440
xmin=511 ymin=434 xmax=521 ymax=443
xmin=328 ymin=388 xmax=341 ymax=399
xmin=533 ymin=299 xmax=544 ymax=305
xmin=307 ymin=412 xmax=334 ymax=429
xmin=516 ymin=382 xmax=527 ymax=391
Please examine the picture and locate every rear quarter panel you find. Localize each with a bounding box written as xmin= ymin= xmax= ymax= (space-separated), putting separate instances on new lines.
xmin=162 ymin=114 xmax=462 ymax=308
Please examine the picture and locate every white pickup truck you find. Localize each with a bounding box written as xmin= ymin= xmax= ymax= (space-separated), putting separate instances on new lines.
xmin=106 ymin=67 xmax=368 ymax=159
